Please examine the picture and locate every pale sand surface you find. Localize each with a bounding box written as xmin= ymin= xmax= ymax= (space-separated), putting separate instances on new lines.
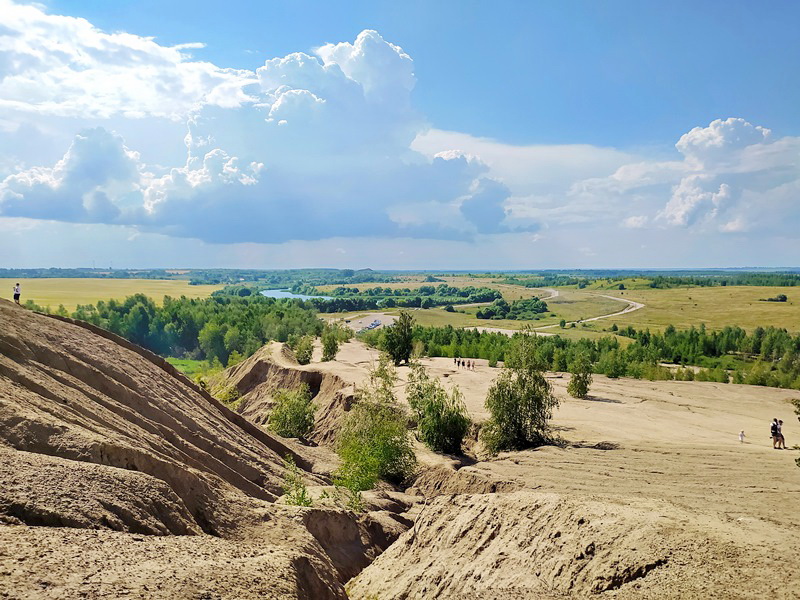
xmin=312 ymin=341 xmax=800 ymax=540
xmin=317 ymin=341 xmax=800 ymax=598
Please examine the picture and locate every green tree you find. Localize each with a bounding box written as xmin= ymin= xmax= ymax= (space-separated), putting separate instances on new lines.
xmin=334 ymin=355 xmax=416 ymax=501
xmin=268 ymin=385 xmax=316 ymax=438
xmin=482 ymin=338 xmax=559 ymax=453
xmin=198 ymin=322 xmax=228 ymax=365
xmin=321 ymin=326 xmax=340 ymax=362
xmin=383 ymin=310 xmax=414 ymax=365
xmin=406 ymin=362 xmax=471 ymax=454
xmin=293 ymin=335 xmax=314 ymax=365
xmin=567 ymin=353 xmax=593 ymax=399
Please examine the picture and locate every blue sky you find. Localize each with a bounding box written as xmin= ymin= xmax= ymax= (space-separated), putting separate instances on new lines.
xmin=1 ymin=0 xmax=799 ymax=268
xmin=47 ymin=0 xmax=800 ymax=146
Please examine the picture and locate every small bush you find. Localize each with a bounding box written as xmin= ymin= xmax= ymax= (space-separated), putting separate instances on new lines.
xmin=567 ymin=353 xmax=593 ymax=398
xmin=293 ymin=335 xmax=314 ymax=365
xmin=216 ymin=384 xmax=240 ymax=405
xmin=282 ymin=455 xmax=313 ymax=507
xmin=407 ymin=363 xmax=471 ymax=454
xmin=482 ymin=361 xmax=559 ymax=454
xmin=268 ymin=384 xmax=316 ymax=438
xmin=334 ymin=356 xmax=416 ymax=499
xmin=335 ymin=401 xmax=416 ymax=491
xmin=321 ymin=327 xmax=339 ymax=362
xmin=227 ymin=350 xmax=245 ymax=368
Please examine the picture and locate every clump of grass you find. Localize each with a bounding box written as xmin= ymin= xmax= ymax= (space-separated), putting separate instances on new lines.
xmin=282 ymin=455 xmax=313 ymax=507
xmin=268 ymin=384 xmax=316 ymax=438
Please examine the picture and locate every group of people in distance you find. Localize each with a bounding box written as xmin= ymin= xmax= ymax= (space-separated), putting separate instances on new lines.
xmin=454 ymin=357 xmax=475 ymax=371
xmin=771 ymin=418 xmax=788 ymax=449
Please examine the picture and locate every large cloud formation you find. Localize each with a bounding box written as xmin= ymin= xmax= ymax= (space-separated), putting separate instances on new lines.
xmin=1 ymin=0 xmax=798 ymax=263
xmin=569 ymin=118 xmax=800 ymax=235
xmin=0 ymin=2 xmax=514 ymax=243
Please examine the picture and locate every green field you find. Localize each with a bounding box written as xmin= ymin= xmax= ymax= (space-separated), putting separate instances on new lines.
xmin=340 ymin=290 xmax=627 ymax=331
xmin=166 ymin=358 xmax=208 ymax=378
xmin=592 ymin=286 xmax=800 ymax=333
xmin=1 ymin=278 xmax=223 ymax=311
xmin=324 ymin=283 xmax=800 ymax=341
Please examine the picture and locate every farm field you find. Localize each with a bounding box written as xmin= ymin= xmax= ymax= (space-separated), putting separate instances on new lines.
xmin=0 ymin=278 xmax=223 ymax=311
xmin=587 ymin=285 xmax=800 ymax=333
xmin=324 ymin=290 xmax=629 ymax=333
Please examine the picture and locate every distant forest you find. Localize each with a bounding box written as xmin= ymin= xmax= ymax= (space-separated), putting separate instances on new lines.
xmin=361 ymin=323 xmax=800 ymax=391
xmin=22 ymin=294 xmax=321 ymax=367
xmin=5 ymin=267 xmax=800 ymax=288
xmin=20 ymin=289 xmax=800 ymax=391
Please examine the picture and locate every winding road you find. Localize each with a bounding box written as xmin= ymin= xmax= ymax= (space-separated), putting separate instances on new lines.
xmin=468 ymin=292 xmax=645 ymax=337
xmin=534 ymin=293 xmax=645 ymax=330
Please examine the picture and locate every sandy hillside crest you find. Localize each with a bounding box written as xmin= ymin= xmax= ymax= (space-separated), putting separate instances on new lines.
xmin=3 ymin=300 xmax=800 ymax=599
xmin=218 ymin=337 xmax=800 ymax=599
xmin=0 ymin=301 xmax=407 ymax=599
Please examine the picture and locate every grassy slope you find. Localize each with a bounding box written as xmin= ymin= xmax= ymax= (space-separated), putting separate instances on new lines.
xmin=165 ymin=358 xmax=208 ymax=378
xmin=0 ymin=278 xmax=223 ymax=311
xmin=594 ymin=286 xmax=800 ymax=333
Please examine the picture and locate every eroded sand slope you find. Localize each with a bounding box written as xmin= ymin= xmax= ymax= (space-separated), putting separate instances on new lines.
xmin=0 ymin=302 xmax=406 ymax=599
xmin=222 ymin=341 xmax=800 ymax=598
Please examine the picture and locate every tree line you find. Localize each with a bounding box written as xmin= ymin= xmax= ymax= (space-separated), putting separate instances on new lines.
xmin=361 ymin=322 xmax=800 ymax=390
xmin=476 ymin=297 xmax=549 ymax=320
xmin=24 ymin=294 xmax=321 ymax=366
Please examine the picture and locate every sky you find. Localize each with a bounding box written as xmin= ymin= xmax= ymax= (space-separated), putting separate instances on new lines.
xmin=0 ymin=0 xmax=798 ymax=269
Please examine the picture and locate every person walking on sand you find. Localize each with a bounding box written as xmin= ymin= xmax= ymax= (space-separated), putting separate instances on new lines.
xmin=777 ymin=420 xmax=787 ymax=449
xmin=771 ymin=418 xmax=780 ymax=449
xmin=739 ymin=430 xmax=746 ymax=444
xmin=12 ymin=283 xmax=20 ymax=305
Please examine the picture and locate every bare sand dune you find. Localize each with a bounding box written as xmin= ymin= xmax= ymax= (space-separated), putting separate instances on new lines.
xmin=0 ymin=302 xmax=410 ymax=599
xmin=5 ymin=307 xmax=799 ymax=599
xmin=349 ymin=348 xmax=800 ymax=599
xmin=226 ymin=341 xmax=800 ymax=598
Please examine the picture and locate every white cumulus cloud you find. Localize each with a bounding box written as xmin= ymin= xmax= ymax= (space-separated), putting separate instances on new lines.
xmin=0 ymin=0 xmax=255 ymax=120
xmin=572 ymin=117 xmax=800 ymax=235
xmin=0 ymin=20 xmax=520 ymax=243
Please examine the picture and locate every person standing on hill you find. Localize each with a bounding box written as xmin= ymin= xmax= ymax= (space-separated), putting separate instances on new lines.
xmin=771 ymin=418 xmax=780 ymax=449
xmin=777 ymin=420 xmax=787 ymax=449
xmin=12 ymin=283 xmax=20 ymax=305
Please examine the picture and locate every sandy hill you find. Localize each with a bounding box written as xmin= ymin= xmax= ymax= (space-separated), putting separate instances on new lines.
xmin=219 ymin=339 xmax=800 ymax=599
xmin=0 ymin=301 xmax=409 ymax=599
xmin=4 ymin=302 xmax=799 ymax=599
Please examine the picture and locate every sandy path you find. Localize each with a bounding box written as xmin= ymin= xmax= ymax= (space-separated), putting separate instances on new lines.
xmin=532 ymin=292 xmax=644 ymax=331
xmin=461 ymin=290 xmax=641 ymax=337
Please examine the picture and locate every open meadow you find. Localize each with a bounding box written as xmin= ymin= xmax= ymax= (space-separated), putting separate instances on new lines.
xmin=580 ymin=285 xmax=800 ymax=333
xmin=0 ymin=278 xmax=223 ymax=311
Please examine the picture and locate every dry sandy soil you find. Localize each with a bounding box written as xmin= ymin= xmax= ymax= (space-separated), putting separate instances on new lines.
xmin=3 ymin=302 xmax=799 ymax=599
xmin=0 ymin=302 xmax=414 ymax=599
xmin=227 ymin=341 xmax=800 ymax=599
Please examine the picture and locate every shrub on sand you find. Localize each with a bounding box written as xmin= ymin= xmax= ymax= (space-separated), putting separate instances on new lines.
xmin=268 ymin=384 xmax=315 ymax=438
